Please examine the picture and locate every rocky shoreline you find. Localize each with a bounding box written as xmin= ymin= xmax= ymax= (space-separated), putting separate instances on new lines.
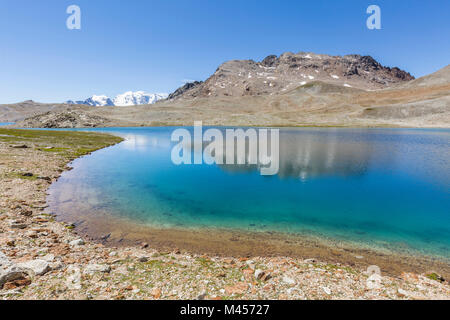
xmin=1 ymin=128 xmax=449 ymax=300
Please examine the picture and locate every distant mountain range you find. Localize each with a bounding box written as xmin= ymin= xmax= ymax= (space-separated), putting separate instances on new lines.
xmin=2 ymin=51 xmax=448 ymax=129
xmin=66 ymin=91 xmax=168 ymax=106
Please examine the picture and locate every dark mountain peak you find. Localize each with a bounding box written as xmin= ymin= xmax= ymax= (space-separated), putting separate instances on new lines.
xmin=167 ymin=81 xmax=203 ymax=100
xmin=261 ymin=55 xmax=278 ymax=67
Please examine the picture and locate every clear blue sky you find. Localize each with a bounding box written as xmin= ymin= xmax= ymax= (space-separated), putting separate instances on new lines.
xmin=0 ymin=0 xmax=449 ymax=104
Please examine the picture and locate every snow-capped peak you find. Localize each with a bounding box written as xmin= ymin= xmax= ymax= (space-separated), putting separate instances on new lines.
xmin=88 ymin=95 xmax=114 ymax=106
xmin=65 ymin=91 xmax=168 ymax=107
xmin=113 ymin=91 xmax=168 ymax=106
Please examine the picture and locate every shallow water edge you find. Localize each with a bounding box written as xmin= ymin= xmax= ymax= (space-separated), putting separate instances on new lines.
xmin=47 ymin=201 xmax=450 ymax=279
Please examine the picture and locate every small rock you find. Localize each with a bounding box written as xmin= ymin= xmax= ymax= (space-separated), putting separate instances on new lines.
xmin=416 ymin=284 xmax=426 ymax=291
xmin=151 ymin=287 xmax=162 ymax=299
xmin=21 ymin=173 xmax=34 ymax=177
xmin=263 ymin=284 xmax=273 ymax=292
xmin=25 ymin=230 xmax=38 ymax=239
xmin=42 ymin=254 xmax=55 ymax=262
xmin=304 ymin=258 xmax=317 ymax=264
xmin=401 ymin=272 xmax=418 ymax=282
xmin=19 ymin=209 xmax=33 ymax=217
xmin=246 ymin=260 xmax=256 ymax=270
xmin=254 ymin=269 xmax=264 ymax=280
xmin=37 ymin=176 xmax=51 ymax=182
xmin=261 ymin=272 xmax=272 ymax=282
xmin=282 ymin=276 xmax=296 ymax=285
xmin=50 ymin=261 xmax=64 ymax=271
xmin=197 ymin=292 xmax=208 ymax=300
xmin=33 ymin=217 xmax=49 ymax=223
xmin=69 ymin=239 xmax=85 ymax=246
xmin=366 ymin=273 xmax=383 ymax=289
xmin=10 ymin=144 xmax=28 ymax=149
xmin=254 ymin=269 xmax=271 ymax=281
xmin=9 ymin=221 xmax=27 ymax=229
xmin=397 ymin=288 xmax=408 ymax=298
xmin=84 ymin=264 xmax=111 ymax=274
xmin=137 ymin=256 xmax=148 ymax=263
xmin=322 ymin=286 xmax=331 ymax=295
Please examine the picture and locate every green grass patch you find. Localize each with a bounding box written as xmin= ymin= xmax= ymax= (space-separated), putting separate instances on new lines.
xmin=5 ymin=172 xmax=39 ymax=181
xmin=196 ymin=257 xmax=213 ymax=268
xmin=0 ymin=128 xmax=123 ymax=160
xmin=38 ymin=147 xmax=69 ymax=153
xmin=146 ymin=260 xmax=166 ymax=269
xmin=426 ymin=273 xmax=445 ymax=282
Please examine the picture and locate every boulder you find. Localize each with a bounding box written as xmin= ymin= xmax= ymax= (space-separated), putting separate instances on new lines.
xmin=66 ymin=265 xmax=82 ymax=290
xmin=0 ymin=251 xmax=28 ymax=289
xmin=0 ymin=265 xmax=28 ymax=289
xmin=17 ymin=259 xmax=51 ymax=276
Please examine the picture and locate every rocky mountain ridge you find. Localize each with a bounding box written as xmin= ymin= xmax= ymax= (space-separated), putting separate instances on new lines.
xmin=168 ymin=52 xmax=414 ymax=100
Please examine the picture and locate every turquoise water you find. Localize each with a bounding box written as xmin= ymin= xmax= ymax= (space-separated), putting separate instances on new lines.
xmin=48 ymin=127 xmax=450 ymax=258
xmin=0 ymin=122 xmax=14 ymax=126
